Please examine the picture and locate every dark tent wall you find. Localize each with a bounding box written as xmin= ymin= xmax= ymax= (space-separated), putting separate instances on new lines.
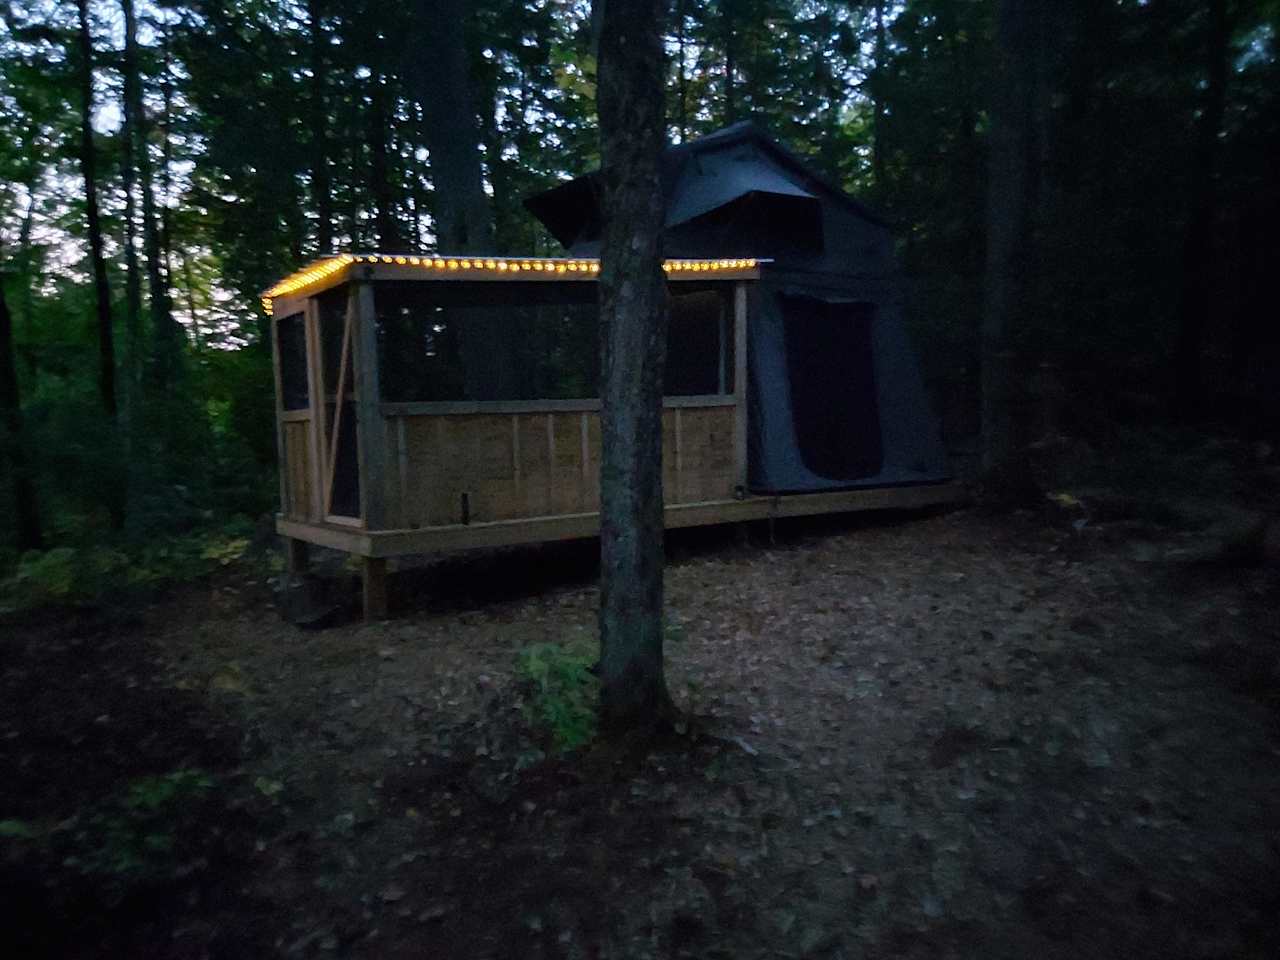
xmin=748 ymin=275 xmax=950 ymax=492
xmin=525 ymin=121 xmax=950 ymax=494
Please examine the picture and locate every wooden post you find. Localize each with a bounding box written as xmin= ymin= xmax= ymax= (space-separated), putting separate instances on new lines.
xmin=304 ymin=297 xmax=326 ymax=520
xmin=362 ymin=556 xmax=388 ymax=620
xmin=733 ymin=281 xmax=749 ymax=491
xmin=284 ymin=537 xmax=310 ymax=575
xmin=352 ymin=279 xmax=388 ymax=529
xmin=269 ymin=310 xmax=289 ymax=515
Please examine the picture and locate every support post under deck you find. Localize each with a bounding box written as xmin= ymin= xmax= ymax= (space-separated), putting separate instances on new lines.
xmin=362 ymin=556 xmax=388 ymax=621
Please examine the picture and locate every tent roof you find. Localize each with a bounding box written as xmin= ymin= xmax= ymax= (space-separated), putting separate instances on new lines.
xmin=524 ymin=121 xmax=886 ymax=249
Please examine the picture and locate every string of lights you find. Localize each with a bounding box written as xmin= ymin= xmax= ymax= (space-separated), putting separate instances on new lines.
xmin=261 ymin=253 xmax=762 ymax=314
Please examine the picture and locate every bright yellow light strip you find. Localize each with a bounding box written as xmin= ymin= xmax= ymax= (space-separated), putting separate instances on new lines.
xmin=262 ymin=254 xmax=760 ymax=314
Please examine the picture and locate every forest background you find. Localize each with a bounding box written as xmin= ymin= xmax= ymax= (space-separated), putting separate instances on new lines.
xmin=1 ymin=0 xmax=1277 ymax=597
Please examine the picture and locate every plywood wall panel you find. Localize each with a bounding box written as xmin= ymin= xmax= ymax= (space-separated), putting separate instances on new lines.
xmin=283 ymin=421 xmax=312 ymax=522
xmin=388 ymin=403 xmax=736 ymax=529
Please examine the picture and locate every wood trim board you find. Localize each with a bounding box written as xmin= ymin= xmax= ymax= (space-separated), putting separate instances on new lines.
xmin=276 ymin=482 xmax=964 ymax=558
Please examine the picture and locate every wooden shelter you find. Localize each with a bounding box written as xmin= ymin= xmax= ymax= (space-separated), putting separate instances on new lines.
xmin=266 ymin=252 xmax=959 ymax=619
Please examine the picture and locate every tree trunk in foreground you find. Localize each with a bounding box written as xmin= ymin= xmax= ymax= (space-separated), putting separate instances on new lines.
xmin=75 ymin=0 xmax=116 ymax=421
xmin=595 ymin=0 xmax=673 ymax=732
xmin=0 ymin=263 xmax=42 ymax=552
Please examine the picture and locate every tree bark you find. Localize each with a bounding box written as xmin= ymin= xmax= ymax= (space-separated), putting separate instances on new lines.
xmin=119 ymin=0 xmax=142 ymax=399
xmin=415 ymin=0 xmax=512 ymax=398
xmin=308 ymin=0 xmax=333 ymax=254
xmin=369 ymin=75 xmax=401 ymax=250
xmin=123 ymin=0 xmax=179 ymax=393
xmin=159 ymin=22 xmax=175 ymax=281
xmin=722 ymin=2 xmax=737 ymax=125
xmin=871 ymin=0 xmax=887 ymax=189
xmin=0 ymin=259 xmax=42 ymax=551
xmin=676 ymin=0 xmax=688 ymax=140
xmin=75 ymin=0 xmax=116 ymax=421
xmin=1173 ymin=0 xmax=1229 ymax=416
xmin=595 ymin=0 xmax=673 ymax=732
xmin=980 ymin=0 xmax=1038 ymax=492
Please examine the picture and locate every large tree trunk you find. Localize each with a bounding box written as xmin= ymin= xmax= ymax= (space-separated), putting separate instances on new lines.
xmin=722 ymin=2 xmax=737 ymax=125
xmin=75 ymin=0 xmax=116 ymax=421
xmin=119 ymin=0 xmax=143 ymax=402
xmin=871 ymin=0 xmax=887 ymax=189
xmin=0 ymin=259 xmax=42 ymax=552
xmin=415 ymin=0 xmax=512 ymax=398
xmin=595 ymin=0 xmax=673 ymax=733
xmin=675 ymin=0 xmax=688 ymax=140
xmin=123 ymin=0 xmax=179 ymax=393
xmin=369 ymin=75 xmax=401 ymax=250
xmin=980 ymin=0 xmax=1039 ymax=493
xmin=1173 ymin=0 xmax=1229 ymax=417
xmin=308 ymin=0 xmax=333 ymax=254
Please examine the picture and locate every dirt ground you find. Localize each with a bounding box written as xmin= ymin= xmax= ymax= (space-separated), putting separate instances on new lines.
xmin=3 ymin=505 xmax=1279 ymax=959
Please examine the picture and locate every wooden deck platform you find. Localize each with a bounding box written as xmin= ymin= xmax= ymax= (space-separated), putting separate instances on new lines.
xmin=277 ymin=480 xmax=964 ymax=560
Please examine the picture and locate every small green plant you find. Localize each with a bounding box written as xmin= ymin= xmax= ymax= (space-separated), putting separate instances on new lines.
xmin=0 ymin=521 xmax=262 ymax=612
xmin=2 ymin=546 xmax=131 ymax=606
xmin=516 ymin=633 xmax=599 ymax=752
xmin=66 ymin=769 xmax=216 ymax=879
xmin=0 ymin=818 xmax=36 ymax=839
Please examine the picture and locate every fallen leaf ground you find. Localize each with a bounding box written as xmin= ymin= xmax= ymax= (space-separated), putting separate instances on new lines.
xmin=3 ymin=506 xmax=1279 ymax=959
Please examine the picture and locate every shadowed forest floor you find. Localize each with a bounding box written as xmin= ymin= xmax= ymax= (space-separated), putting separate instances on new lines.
xmin=3 ymin=500 xmax=1279 ymax=959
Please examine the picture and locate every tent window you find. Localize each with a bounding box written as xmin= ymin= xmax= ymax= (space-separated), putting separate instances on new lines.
xmin=276 ymin=313 xmax=309 ymax=410
xmin=667 ymin=288 xmax=733 ymax=396
xmin=782 ymin=296 xmax=883 ymax=481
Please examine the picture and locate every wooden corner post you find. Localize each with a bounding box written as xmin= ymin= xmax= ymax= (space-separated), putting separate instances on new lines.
xmin=351 ymin=277 xmax=387 ymax=531
xmin=351 ymin=275 xmax=389 ymax=620
xmin=269 ymin=308 xmax=289 ymax=515
xmin=733 ymin=281 xmax=749 ymax=493
xmin=362 ymin=556 xmax=388 ymax=621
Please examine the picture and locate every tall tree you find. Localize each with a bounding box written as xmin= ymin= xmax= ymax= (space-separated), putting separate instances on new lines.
xmin=119 ymin=1 xmax=143 ymax=398
xmin=416 ymin=0 xmax=493 ymax=253
xmin=368 ymin=72 xmax=400 ymax=250
xmin=415 ymin=0 xmax=512 ymax=397
xmin=980 ymin=0 xmax=1039 ymax=485
xmin=74 ymin=0 xmax=116 ymax=420
xmin=721 ymin=0 xmax=737 ymax=124
xmin=1172 ymin=0 xmax=1229 ymax=415
xmin=0 ymin=254 xmax=41 ymax=551
xmin=594 ymin=0 xmax=673 ymax=731
xmin=870 ymin=0 xmax=887 ymax=188
xmin=307 ymin=0 xmax=333 ymax=254
xmin=123 ymin=0 xmax=179 ymax=391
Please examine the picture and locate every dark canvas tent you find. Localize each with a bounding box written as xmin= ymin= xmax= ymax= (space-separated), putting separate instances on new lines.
xmin=525 ymin=121 xmax=949 ymax=494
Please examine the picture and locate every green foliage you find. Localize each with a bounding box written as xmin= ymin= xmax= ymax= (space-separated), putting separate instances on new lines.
xmin=3 ymin=545 xmax=131 ymax=605
xmin=516 ymin=632 xmax=599 ymax=752
xmin=0 ymin=818 xmax=36 ymax=839
xmin=0 ymin=522 xmax=259 ymax=611
xmin=66 ymin=769 xmax=217 ymax=880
